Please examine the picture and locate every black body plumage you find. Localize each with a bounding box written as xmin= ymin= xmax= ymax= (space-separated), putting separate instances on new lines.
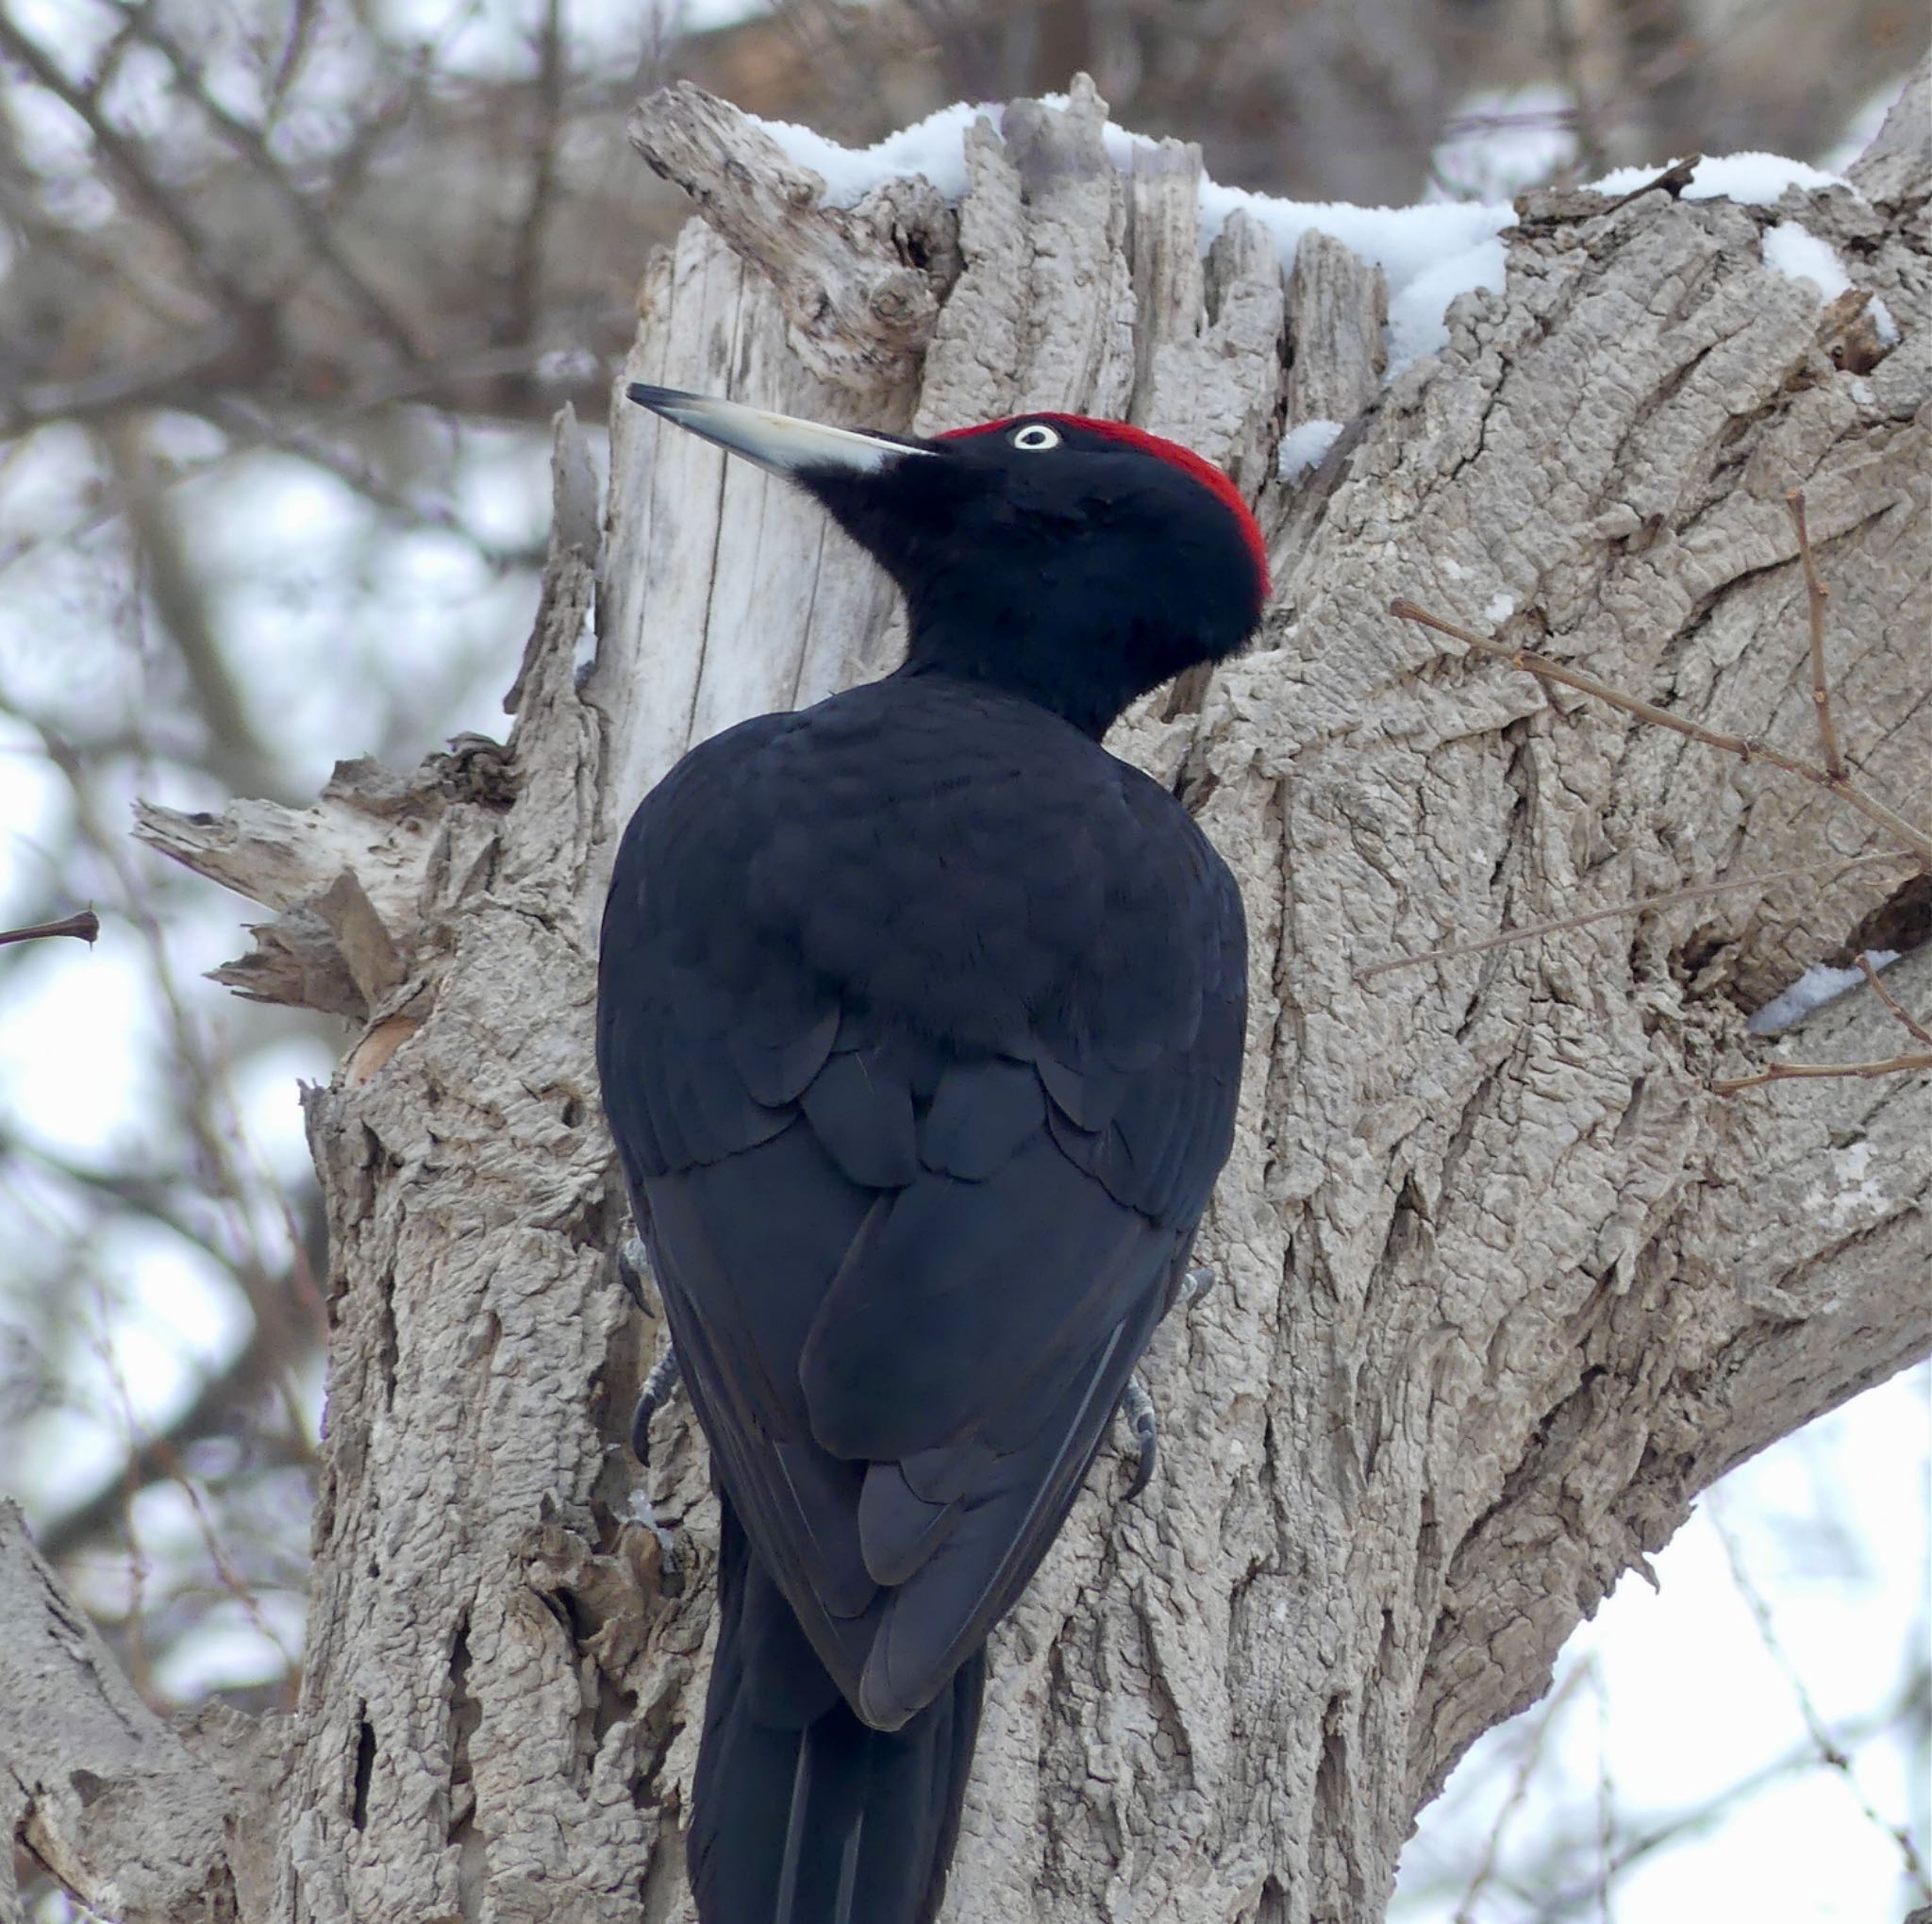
xmin=596 ymin=393 xmax=1262 ymax=1924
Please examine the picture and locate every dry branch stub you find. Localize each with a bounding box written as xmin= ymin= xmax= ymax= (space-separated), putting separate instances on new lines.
xmin=6 ymin=66 xmax=1925 ymax=1924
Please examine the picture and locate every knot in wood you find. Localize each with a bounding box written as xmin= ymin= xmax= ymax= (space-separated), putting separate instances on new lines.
xmin=868 ymin=273 xmax=922 ymax=326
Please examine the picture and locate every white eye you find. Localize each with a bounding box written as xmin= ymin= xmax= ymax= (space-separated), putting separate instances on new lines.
xmin=1010 ymin=423 xmax=1061 ymax=451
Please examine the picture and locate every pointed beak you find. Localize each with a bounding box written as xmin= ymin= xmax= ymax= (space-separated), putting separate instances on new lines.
xmin=625 ymin=385 xmax=929 ymax=479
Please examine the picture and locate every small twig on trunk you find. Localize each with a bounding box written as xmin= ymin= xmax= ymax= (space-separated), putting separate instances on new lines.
xmin=1355 ymin=852 xmax=1910 ymax=982
xmin=1712 ymin=1049 xmax=1932 ymax=1096
xmin=1786 ymin=490 xmax=1845 ymax=780
xmin=1391 ymin=550 xmax=1932 ymax=1097
xmin=0 ymin=909 xmax=100 ymax=947
xmin=1595 ymin=153 xmax=1701 ymax=216
xmin=1857 ymin=953 xmax=1932 ymax=1046
xmin=1387 ymin=599 xmax=1932 ymax=867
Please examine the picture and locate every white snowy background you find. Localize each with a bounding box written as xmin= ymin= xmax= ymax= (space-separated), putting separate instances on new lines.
xmin=0 ymin=2 xmax=1923 ymax=1917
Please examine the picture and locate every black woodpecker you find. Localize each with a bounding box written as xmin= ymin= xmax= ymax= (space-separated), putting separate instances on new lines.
xmin=596 ymin=387 xmax=1265 ymax=1924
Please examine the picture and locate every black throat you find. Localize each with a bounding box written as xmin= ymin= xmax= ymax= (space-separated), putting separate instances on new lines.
xmin=893 ymin=615 xmax=1151 ymax=740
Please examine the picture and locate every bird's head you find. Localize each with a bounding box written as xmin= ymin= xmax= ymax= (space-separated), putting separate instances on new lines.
xmin=627 ymin=385 xmax=1269 ymax=736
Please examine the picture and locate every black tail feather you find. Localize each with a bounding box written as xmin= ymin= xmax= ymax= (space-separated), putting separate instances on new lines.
xmin=692 ymin=1498 xmax=986 ymax=1924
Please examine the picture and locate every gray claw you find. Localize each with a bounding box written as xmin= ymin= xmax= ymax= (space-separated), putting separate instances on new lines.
xmin=1177 ymin=1263 xmax=1216 ymax=1307
xmin=1117 ymin=1374 xmax=1158 ymax=1501
xmin=630 ymin=1345 xmax=682 ymax=1466
xmin=616 ymin=1238 xmax=656 ymax=1310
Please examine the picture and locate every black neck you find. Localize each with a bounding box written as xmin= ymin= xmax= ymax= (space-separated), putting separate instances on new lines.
xmin=895 ymin=619 xmax=1147 ymax=739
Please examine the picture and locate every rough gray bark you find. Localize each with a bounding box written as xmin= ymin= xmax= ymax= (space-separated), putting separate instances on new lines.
xmin=7 ymin=65 xmax=1930 ymax=1924
xmin=0 ymin=1502 xmax=239 ymax=1923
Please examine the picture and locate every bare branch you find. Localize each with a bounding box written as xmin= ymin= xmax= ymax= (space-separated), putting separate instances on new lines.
xmin=1786 ymin=490 xmax=1845 ymax=780
xmin=1543 ymin=0 xmax=1607 ymax=177
xmin=98 ymin=419 xmax=288 ymax=804
xmin=1709 ymin=1497 xmax=1932 ymax=1896
xmin=104 ymin=0 xmax=423 ymax=360
xmin=503 ymin=0 xmax=566 ymax=359
xmin=4 ymin=327 xmax=240 ymax=437
xmin=1858 ymin=953 xmax=1932 ymax=1047
xmin=1388 ymin=598 xmax=1932 ymax=867
xmin=0 ymin=911 xmax=98 ymax=947
xmin=1355 ymin=852 xmax=1913 ymax=982
xmin=0 ymin=10 xmax=252 ymax=318
xmin=1452 ymin=1663 xmax=1592 ymax=1923
xmin=1712 ymin=1048 xmax=1932 ymax=1096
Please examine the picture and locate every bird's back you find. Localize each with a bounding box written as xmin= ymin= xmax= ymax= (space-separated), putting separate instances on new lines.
xmin=597 ymin=669 xmax=1245 ymax=1921
xmin=605 ymin=673 xmax=1235 ymax=1109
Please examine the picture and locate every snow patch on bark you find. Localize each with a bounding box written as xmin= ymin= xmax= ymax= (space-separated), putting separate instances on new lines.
xmin=1590 ymin=152 xmax=1854 ymax=203
xmin=1761 ymin=222 xmax=1853 ymax=300
xmin=1277 ymin=420 xmax=1343 ymax=482
xmin=1807 ymin=1138 xmax=1890 ymax=1230
xmin=754 ymin=105 xmax=1864 ymax=388
xmin=1747 ymin=952 xmax=1901 ymax=1034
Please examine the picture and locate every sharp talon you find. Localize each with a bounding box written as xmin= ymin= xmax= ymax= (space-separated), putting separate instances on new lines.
xmin=616 ymin=1237 xmax=656 ymax=1308
xmin=1118 ymin=1375 xmax=1158 ymax=1501
xmin=1178 ymin=1263 xmax=1216 ymax=1307
xmin=630 ymin=1345 xmax=682 ymax=1466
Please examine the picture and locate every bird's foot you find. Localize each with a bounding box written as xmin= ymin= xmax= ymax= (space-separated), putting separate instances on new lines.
xmin=630 ymin=1344 xmax=683 ymax=1467
xmin=1177 ymin=1263 xmax=1216 ymax=1308
xmin=617 ymin=1236 xmax=653 ymax=1298
xmin=620 ymin=1240 xmax=684 ymax=1468
xmin=1116 ymin=1265 xmax=1217 ymax=1500
xmin=1116 ymin=1375 xmax=1158 ymax=1502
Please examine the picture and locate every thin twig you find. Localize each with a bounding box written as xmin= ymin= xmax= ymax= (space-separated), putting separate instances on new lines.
xmin=106 ymin=1 xmax=422 ymax=360
xmin=0 ymin=909 xmax=100 ymax=946
xmin=1389 ymin=598 xmax=1932 ymax=867
xmin=1355 ymin=851 xmax=1911 ymax=982
xmin=1387 ymin=591 xmax=1931 ymax=1087
xmin=6 ymin=326 xmax=239 ymax=436
xmin=1591 ymin=1655 xmax=1616 ymax=1924
xmin=193 ymin=388 xmax=543 ymax=566
xmin=1525 ymin=1676 xmax=1930 ymax=1912
xmin=90 ymin=1277 xmax=301 ymax=1693
xmin=1596 ymin=153 xmax=1701 ymax=216
xmin=0 ymin=11 xmax=251 ymax=316
xmin=1712 ymin=1049 xmax=1932 ymax=1096
xmin=263 ymin=0 xmax=324 ymax=125
xmin=1451 ymin=1662 xmax=1591 ymax=1922
xmin=1858 ymin=954 xmax=1932 ymax=1046
xmin=1708 ymin=1496 xmax=1932 ymax=1896
xmin=1786 ymin=491 xmax=1845 ymax=780
xmin=503 ymin=0 xmax=565 ymax=357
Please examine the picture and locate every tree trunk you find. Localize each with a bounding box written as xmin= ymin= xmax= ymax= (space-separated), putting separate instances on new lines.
xmin=7 ymin=65 xmax=1929 ymax=1924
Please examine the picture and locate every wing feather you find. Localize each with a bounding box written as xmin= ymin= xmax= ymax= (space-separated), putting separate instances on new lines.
xmin=596 ymin=678 xmax=1246 ymax=1732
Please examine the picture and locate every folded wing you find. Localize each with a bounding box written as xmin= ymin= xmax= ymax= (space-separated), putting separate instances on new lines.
xmin=597 ymin=693 xmax=1245 ymax=1729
